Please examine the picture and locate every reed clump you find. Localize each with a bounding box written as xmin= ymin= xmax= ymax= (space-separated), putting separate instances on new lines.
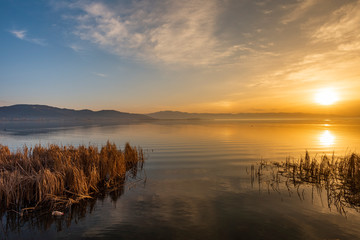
xmin=252 ymin=151 xmax=360 ymax=214
xmin=0 ymin=142 xmax=144 ymax=213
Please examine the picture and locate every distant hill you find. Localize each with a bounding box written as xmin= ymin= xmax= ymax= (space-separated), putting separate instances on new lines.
xmin=147 ymin=110 xmax=338 ymax=120
xmin=0 ymin=104 xmax=153 ymax=122
xmin=0 ymin=105 xmax=341 ymax=123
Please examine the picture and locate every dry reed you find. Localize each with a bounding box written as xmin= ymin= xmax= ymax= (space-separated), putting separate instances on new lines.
xmin=252 ymin=151 xmax=360 ymax=214
xmin=0 ymin=142 xmax=144 ymax=214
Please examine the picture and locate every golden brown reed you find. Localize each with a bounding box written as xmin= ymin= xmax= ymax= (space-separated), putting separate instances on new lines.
xmin=0 ymin=142 xmax=144 ymax=213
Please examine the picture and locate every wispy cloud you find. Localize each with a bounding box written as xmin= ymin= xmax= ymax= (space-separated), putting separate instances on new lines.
xmin=251 ymin=45 xmax=360 ymax=90
xmin=291 ymin=1 xmax=360 ymax=86
xmin=9 ymin=29 xmax=46 ymax=46
xmin=250 ymin=0 xmax=360 ymax=90
xmin=312 ymin=1 xmax=360 ymax=45
xmin=93 ymin=72 xmax=107 ymax=78
xmin=62 ymin=0 xmax=250 ymax=66
xmin=10 ymin=30 xmax=26 ymax=39
xmin=69 ymin=44 xmax=83 ymax=52
xmin=281 ymin=0 xmax=319 ymax=24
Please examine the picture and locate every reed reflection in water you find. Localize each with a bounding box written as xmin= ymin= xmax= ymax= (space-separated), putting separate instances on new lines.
xmin=253 ymin=151 xmax=360 ymax=215
xmin=1 ymin=182 xmax=140 ymax=235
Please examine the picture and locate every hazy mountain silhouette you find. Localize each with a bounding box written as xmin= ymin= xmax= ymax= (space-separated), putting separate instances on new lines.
xmin=0 ymin=104 xmax=153 ymax=121
xmin=0 ymin=105 xmax=341 ymax=123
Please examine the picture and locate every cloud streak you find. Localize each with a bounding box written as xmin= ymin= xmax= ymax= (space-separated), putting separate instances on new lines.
xmin=10 ymin=30 xmax=26 ymax=39
xmin=63 ymin=0 xmax=249 ymax=66
xmin=93 ymin=72 xmax=107 ymax=78
xmin=312 ymin=1 xmax=360 ymax=45
xmin=249 ymin=0 xmax=360 ymax=90
xmin=69 ymin=44 xmax=83 ymax=52
xmin=281 ymin=0 xmax=319 ymax=24
xmin=9 ymin=29 xmax=46 ymax=46
xmin=290 ymin=1 xmax=360 ymax=86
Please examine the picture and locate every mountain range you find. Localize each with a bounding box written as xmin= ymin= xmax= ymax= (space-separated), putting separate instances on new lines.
xmin=0 ymin=104 xmax=152 ymax=122
xmin=0 ymin=104 xmax=339 ymax=122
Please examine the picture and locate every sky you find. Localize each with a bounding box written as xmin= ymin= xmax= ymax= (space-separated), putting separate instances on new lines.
xmin=1 ymin=0 xmax=360 ymax=115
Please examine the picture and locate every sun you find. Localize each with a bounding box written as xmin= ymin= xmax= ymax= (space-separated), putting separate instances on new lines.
xmin=314 ymin=88 xmax=339 ymax=105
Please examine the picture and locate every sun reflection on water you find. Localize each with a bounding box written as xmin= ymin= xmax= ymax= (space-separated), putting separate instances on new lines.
xmin=319 ymin=130 xmax=335 ymax=146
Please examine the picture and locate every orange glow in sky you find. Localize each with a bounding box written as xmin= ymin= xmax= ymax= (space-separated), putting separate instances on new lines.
xmin=2 ymin=1 xmax=360 ymax=116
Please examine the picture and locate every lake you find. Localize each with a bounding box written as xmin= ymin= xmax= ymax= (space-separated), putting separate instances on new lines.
xmin=2 ymin=119 xmax=360 ymax=239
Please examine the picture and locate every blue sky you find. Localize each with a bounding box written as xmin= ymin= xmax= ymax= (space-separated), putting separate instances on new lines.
xmin=1 ymin=0 xmax=360 ymax=114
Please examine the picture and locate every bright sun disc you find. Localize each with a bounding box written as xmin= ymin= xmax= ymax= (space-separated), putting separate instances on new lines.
xmin=314 ymin=88 xmax=339 ymax=105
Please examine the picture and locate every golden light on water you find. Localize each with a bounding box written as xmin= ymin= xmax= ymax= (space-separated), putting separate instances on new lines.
xmin=319 ymin=130 xmax=335 ymax=146
xmin=314 ymin=88 xmax=339 ymax=106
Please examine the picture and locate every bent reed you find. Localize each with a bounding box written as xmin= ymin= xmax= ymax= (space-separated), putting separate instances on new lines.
xmin=0 ymin=142 xmax=144 ymax=213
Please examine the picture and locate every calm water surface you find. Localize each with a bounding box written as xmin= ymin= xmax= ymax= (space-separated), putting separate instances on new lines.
xmin=1 ymin=120 xmax=360 ymax=239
